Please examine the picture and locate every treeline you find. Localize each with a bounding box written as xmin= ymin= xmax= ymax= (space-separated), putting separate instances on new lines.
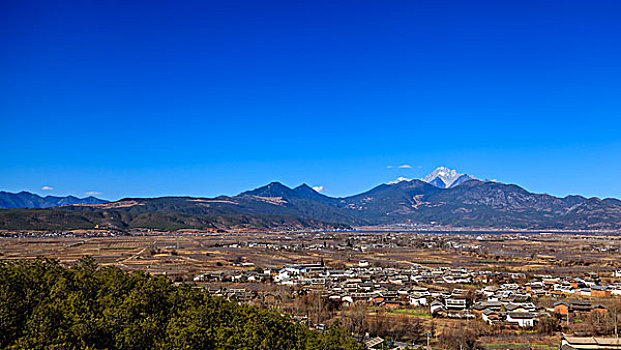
xmin=0 ymin=258 xmax=363 ymax=350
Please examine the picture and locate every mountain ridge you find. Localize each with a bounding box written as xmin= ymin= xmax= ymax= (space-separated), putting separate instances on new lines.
xmin=0 ymin=191 xmax=108 ymax=209
xmin=1 ymin=175 xmax=621 ymax=231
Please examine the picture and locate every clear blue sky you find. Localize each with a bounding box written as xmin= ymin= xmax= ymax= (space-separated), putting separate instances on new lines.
xmin=1 ymin=0 xmax=620 ymax=200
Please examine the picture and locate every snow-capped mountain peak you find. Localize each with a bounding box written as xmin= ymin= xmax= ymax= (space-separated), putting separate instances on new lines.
xmin=422 ymin=167 xmax=475 ymax=188
xmin=387 ymin=177 xmax=413 ymax=185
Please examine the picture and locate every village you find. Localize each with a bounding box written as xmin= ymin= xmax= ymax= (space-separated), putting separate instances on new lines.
xmin=175 ymin=231 xmax=621 ymax=349
xmin=200 ymin=256 xmax=621 ymax=348
xmin=1 ymin=229 xmax=620 ymax=349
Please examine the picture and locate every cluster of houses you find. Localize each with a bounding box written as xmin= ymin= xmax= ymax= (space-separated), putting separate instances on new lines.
xmin=198 ymin=260 xmax=621 ymax=331
xmin=428 ymin=285 xmax=542 ymax=327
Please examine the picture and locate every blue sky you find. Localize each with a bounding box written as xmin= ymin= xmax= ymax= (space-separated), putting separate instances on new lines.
xmin=1 ymin=0 xmax=620 ymax=200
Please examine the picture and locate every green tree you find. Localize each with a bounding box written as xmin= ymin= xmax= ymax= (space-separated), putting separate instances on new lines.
xmin=0 ymin=258 xmax=363 ymax=350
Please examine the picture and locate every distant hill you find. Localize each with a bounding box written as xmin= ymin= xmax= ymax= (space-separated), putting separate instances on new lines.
xmin=0 ymin=191 xmax=108 ymax=209
xmin=2 ymin=171 xmax=621 ymax=231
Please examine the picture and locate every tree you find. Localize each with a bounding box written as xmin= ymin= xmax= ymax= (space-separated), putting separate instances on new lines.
xmin=396 ymin=318 xmax=425 ymax=345
xmin=342 ymin=302 xmax=368 ymax=340
xmin=438 ymin=327 xmax=480 ymax=350
xmin=587 ymin=310 xmax=614 ymax=336
xmin=369 ymin=307 xmax=390 ymax=337
xmin=0 ymin=258 xmax=364 ymax=350
xmin=537 ymin=315 xmax=561 ymax=335
xmin=605 ymin=299 xmax=621 ymax=338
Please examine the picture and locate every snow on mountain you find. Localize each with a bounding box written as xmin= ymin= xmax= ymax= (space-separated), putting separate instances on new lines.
xmin=422 ymin=167 xmax=475 ymax=188
xmin=387 ymin=177 xmax=413 ymax=185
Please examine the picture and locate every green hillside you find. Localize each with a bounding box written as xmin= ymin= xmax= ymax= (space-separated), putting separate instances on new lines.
xmin=0 ymin=258 xmax=363 ymax=350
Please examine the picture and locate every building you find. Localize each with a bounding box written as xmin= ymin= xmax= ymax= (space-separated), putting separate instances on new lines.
xmin=555 ymin=300 xmax=599 ymax=317
xmin=445 ymin=297 xmax=467 ymax=312
xmin=554 ymin=301 xmax=570 ymax=315
xmin=506 ymin=312 xmax=536 ymax=327
xmin=561 ymin=335 xmax=621 ymax=350
xmin=364 ymin=337 xmax=385 ymax=349
xmin=409 ymin=295 xmax=427 ymax=307
xmin=591 ymin=286 xmax=611 ymax=297
xmin=482 ymin=310 xmax=502 ymax=325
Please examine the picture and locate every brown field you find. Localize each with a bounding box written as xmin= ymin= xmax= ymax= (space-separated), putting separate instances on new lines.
xmin=1 ymin=230 xmax=620 ymax=278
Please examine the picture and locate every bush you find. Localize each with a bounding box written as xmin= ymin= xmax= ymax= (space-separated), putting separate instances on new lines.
xmin=0 ymin=257 xmax=363 ymax=350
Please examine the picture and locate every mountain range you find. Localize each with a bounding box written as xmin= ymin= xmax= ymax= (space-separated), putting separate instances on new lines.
xmin=0 ymin=191 xmax=108 ymax=209
xmin=1 ymin=167 xmax=620 ymax=231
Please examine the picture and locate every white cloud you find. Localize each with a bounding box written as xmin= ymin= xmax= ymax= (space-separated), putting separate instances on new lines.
xmin=41 ymin=186 xmax=54 ymax=191
xmin=85 ymin=191 xmax=102 ymax=196
xmin=388 ymin=164 xmax=414 ymax=169
xmin=312 ymin=186 xmax=324 ymax=193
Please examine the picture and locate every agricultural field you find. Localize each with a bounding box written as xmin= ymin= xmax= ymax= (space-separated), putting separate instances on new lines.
xmin=1 ymin=230 xmax=619 ymax=278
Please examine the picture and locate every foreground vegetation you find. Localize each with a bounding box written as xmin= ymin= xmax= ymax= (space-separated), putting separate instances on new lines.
xmin=0 ymin=258 xmax=363 ymax=350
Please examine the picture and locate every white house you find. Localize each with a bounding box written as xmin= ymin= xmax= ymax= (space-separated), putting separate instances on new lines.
xmin=445 ymin=298 xmax=467 ymax=311
xmin=430 ymin=300 xmax=445 ymax=314
xmin=506 ymin=312 xmax=536 ymax=327
xmin=409 ymin=295 xmax=427 ymax=306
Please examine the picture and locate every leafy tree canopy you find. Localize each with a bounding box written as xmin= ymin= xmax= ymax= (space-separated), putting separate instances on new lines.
xmin=0 ymin=257 xmax=363 ymax=350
